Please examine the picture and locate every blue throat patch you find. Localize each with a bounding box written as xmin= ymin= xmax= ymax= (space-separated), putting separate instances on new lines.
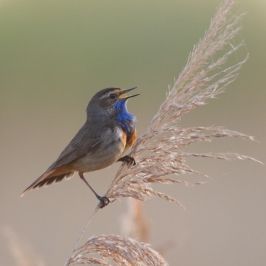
xmin=114 ymin=99 xmax=136 ymax=137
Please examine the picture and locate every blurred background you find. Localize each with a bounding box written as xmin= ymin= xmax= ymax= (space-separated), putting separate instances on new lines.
xmin=1 ymin=0 xmax=266 ymax=265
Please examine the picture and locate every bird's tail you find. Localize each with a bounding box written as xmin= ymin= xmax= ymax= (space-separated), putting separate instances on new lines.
xmin=21 ymin=171 xmax=75 ymax=197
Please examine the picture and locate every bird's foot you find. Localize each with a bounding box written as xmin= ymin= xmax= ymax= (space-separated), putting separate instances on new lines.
xmin=117 ymin=155 xmax=136 ymax=165
xmin=96 ymin=195 xmax=110 ymax=209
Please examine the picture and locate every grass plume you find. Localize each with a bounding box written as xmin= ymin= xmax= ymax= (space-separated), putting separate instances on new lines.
xmin=67 ymin=234 xmax=168 ymax=266
xmin=121 ymin=199 xmax=151 ymax=243
xmin=3 ymin=227 xmax=45 ymax=266
xmin=103 ymin=0 xmax=258 ymax=206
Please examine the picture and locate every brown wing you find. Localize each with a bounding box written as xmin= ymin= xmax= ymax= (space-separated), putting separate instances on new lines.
xmin=46 ymin=123 xmax=103 ymax=172
xmin=21 ymin=122 xmax=106 ymax=196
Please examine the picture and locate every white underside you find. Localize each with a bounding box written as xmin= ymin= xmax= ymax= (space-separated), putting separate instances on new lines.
xmin=69 ymin=127 xmax=125 ymax=173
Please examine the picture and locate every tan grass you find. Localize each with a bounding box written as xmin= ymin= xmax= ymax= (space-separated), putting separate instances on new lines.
xmin=102 ymin=0 xmax=260 ymax=206
xmin=67 ymin=234 xmax=168 ymax=266
xmin=3 ymin=227 xmax=45 ymax=266
xmin=121 ymin=199 xmax=151 ymax=243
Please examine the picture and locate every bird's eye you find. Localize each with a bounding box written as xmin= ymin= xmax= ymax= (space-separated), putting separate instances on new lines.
xmin=109 ymin=93 xmax=116 ymax=99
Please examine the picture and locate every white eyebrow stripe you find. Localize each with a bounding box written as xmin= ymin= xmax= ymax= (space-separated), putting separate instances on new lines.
xmin=99 ymin=90 xmax=119 ymax=100
xmin=98 ymin=93 xmax=109 ymax=100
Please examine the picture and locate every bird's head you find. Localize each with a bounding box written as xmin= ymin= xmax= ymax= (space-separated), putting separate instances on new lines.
xmin=86 ymin=87 xmax=139 ymax=117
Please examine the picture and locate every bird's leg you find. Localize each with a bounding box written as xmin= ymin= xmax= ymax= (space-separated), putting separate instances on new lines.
xmin=79 ymin=172 xmax=109 ymax=208
xmin=117 ymin=155 xmax=136 ymax=165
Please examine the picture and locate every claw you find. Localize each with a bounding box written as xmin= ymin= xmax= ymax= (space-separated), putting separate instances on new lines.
xmin=117 ymin=155 xmax=136 ymax=165
xmin=97 ymin=196 xmax=110 ymax=209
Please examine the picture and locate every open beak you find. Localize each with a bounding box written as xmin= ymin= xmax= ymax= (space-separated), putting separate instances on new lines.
xmin=119 ymin=87 xmax=139 ymax=99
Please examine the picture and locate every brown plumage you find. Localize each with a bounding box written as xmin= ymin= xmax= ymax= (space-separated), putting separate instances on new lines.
xmin=21 ymin=87 xmax=139 ymax=207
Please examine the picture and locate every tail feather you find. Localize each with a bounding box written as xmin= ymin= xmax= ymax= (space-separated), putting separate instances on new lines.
xmin=54 ymin=175 xmax=65 ymax=183
xmin=21 ymin=171 xmax=75 ymax=197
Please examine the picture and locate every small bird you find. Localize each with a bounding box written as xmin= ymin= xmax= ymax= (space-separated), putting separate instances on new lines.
xmin=21 ymin=87 xmax=139 ymax=208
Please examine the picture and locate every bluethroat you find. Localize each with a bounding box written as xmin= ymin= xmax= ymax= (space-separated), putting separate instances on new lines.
xmin=21 ymin=87 xmax=139 ymax=208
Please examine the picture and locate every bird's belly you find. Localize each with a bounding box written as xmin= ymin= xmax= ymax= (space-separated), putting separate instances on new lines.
xmin=70 ymin=127 xmax=126 ymax=173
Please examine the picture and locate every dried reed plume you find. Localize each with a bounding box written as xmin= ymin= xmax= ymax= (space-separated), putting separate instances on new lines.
xmin=68 ymin=235 xmax=168 ymax=266
xmin=66 ymin=0 xmax=260 ymax=265
xmin=103 ymin=0 xmax=259 ymax=206
xmin=121 ymin=199 xmax=151 ymax=243
xmin=3 ymin=227 xmax=45 ymax=266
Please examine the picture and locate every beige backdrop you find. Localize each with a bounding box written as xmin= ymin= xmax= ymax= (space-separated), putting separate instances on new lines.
xmin=1 ymin=0 xmax=266 ymax=265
